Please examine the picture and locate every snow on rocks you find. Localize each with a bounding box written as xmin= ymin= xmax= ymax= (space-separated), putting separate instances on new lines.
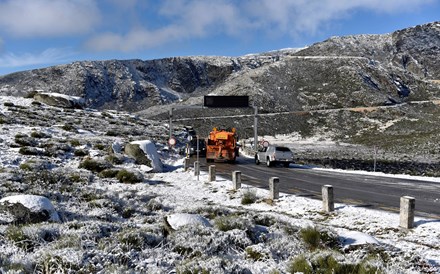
xmin=131 ymin=140 xmax=163 ymax=172
xmin=338 ymin=230 xmax=380 ymax=248
xmin=0 ymin=195 xmax=60 ymax=223
xmin=166 ymin=213 xmax=212 ymax=230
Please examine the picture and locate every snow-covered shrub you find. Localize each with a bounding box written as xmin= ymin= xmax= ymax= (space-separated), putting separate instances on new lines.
xmin=287 ymin=255 xmax=312 ymax=273
xmin=214 ymin=215 xmax=251 ymax=231
xmin=5 ymin=226 xmax=36 ymax=252
xmin=35 ymin=255 xmax=80 ymax=273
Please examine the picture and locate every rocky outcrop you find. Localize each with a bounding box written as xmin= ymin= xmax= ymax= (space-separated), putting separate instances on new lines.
xmin=124 ymin=143 xmax=151 ymax=166
xmin=34 ymin=92 xmax=84 ymax=109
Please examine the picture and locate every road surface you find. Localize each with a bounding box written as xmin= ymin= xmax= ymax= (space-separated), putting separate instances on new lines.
xmin=191 ymin=156 xmax=440 ymax=218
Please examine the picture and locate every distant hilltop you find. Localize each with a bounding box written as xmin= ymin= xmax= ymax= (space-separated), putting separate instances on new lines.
xmin=0 ymin=21 xmax=439 ymax=113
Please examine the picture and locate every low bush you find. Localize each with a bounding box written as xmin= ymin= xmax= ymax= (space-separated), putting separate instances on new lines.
xmin=116 ymin=169 xmax=142 ymax=184
xmin=300 ymin=226 xmax=321 ymax=250
xmin=19 ymin=146 xmax=40 ymax=155
xmin=79 ymin=158 xmax=111 ymax=173
xmin=74 ymin=149 xmax=88 ymax=157
xmin=98 ymin=168 xmax=119 ymax=178
xmin=241 ymin=188 xmax=258 ymax=205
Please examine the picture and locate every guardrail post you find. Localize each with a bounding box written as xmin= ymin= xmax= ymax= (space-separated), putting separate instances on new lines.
xmin=322 ymin=185 xmax=334 ymax=212
xmin=194 ymin=161 xmax=200 ymax=177
xmin=208 ymin=165 xmax=216 ymax=182
xmin=269 ymin=177 xmax=279 ymax=200
xmin=232 ymin=171 xmax=241 ymax=190
xmin=400 ymin=196 xmax=415 ymax=229
xmin=184 ymin=157 xmax=190 ymax=171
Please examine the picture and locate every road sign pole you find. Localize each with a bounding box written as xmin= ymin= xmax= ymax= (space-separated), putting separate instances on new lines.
xmin=169 ymin=107 xmax=173 ymax=140
xmin=253 ymin=105 xmax=258 ymax=151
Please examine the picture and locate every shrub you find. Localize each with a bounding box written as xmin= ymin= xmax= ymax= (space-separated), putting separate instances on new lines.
xmin=74 ymin=149 xmax=88 ymax=157
xmin=245 ymin=246 xmax=267 ymax=261
xmin=105 ymin=130 xmax=120 ymax=136
xmin=79 ymin=158 xmax=111 ymax=173
xmin=287 ymin=255 xmax=312 ymax=274
xmin=19 ymin=146 xmax=40 ymax=155
xmin=70 ymin=139 xmax=81 ymax=147
xmin=61 ymin=124 xmax=75 ymax=132
xmin=300 ymin=227 xmax=321 ymax=250
xmin=106 ymin=154 xmax=124 ymax=165
xmin=98 ymin=168 xmax=119 ymax=178
xmin=5 ymin=226 xmax=35 ymax=252
xmin=31 ymin=131 xmax=49 ymax=138
xmin=116 ymin=169 xmax=142 ymax=184
xmin=241 ymin=188 xmax=257 ymax=205
xmin=4 ymin=102 xmax=14 ymax=107
xmin=214 ymin=215 xmax=249 ymax=231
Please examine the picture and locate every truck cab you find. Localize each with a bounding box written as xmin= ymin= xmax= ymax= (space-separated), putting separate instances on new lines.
xmin=255 ymin=145 xmax=294 ymax=167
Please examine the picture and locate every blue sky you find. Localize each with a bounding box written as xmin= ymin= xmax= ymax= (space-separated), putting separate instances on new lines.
xmin=0 ymin=0 xmax=439 ymax=76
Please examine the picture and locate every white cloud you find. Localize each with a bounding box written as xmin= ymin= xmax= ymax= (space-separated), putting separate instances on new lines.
xmin=86 ymin=0 xmax=435 ymax=52
xmin=0 ymin=48 xmax=75 ymax=68
xmin=0 ymin=0 xmax=100 ymax=37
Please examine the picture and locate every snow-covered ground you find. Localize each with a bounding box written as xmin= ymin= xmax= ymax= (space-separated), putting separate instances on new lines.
xmin=0 ymin=94 xmax=439 ymax=273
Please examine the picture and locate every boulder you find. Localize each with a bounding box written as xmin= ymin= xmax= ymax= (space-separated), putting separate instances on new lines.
xmin=124 ymin=143 xmax=151 ymax=166
xmin=166 ymin=213 xmax=212 ymax=230
xmin=131 ymin=140 xmax=163 ymax=172
xmin=0 ymin=195 xmax=60 ymax=224
xmin=34 ymin=92 xmax=84 ymax=109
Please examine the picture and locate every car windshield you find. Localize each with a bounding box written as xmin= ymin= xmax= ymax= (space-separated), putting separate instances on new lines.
xmin=275 ymin=147 xmax=290 ymax=152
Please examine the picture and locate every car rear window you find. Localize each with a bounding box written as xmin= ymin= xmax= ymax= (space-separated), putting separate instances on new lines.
xmin=275 ymin=147 xmax=290 ymax=152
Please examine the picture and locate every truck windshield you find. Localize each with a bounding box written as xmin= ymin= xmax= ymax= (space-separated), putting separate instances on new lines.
xmin=275 ymin=147 xmax=290 ymax=152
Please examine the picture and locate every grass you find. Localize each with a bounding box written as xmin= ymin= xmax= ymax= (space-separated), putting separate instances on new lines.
xmin=241 ymin=188 xmax=258 ymax=205
xmin=300 ymin=227 xmax=322 ymax=251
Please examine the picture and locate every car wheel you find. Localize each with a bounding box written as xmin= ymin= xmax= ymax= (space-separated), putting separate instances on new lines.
xmin=255 ymin=156 xmax=260 ymax=165
xmin=266 ymin=158 xmax=272 ymax=167
xmin=283 ymin=162 xmax=290 ymax=167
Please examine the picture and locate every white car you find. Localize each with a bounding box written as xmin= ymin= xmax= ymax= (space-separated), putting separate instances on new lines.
xmin=255 ymin=145 xmax=294 ymax=167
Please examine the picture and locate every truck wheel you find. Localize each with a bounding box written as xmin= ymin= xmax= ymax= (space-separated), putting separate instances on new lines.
xmin=255 ymin=156 xmax=260 ymax=165
xmin=266 ymin=158 xmax=272 ymax=167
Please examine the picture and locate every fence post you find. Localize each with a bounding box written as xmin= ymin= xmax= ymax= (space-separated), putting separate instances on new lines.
xmin=400 ymin=196 xmax=415 ymax=229
xmin=269 ymin=177 xmax=279 ymax=200
xmin=208 ymin=165 xmax=216 ymax=182
xmin=322 ymin=185 xmax=334 ymax=212
xmin=232 ymin=171 xmax=241 ymax=190
xmin=194 ymin=161 xmax=199 ymax=177
xmin=184 ymin=157 xmax=190 ymax=171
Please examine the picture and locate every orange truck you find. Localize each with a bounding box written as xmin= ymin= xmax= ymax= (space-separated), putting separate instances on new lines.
xmin=206 ymin=127 xmax=239 ymax=163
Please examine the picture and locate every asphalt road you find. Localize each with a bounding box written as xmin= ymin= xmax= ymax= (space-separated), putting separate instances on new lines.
xmin=191 ymin=156 xmax=440 ymax=218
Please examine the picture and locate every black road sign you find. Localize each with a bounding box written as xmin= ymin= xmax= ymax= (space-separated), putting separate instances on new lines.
xmin=204 ymin=95 xmax=249 ymax=108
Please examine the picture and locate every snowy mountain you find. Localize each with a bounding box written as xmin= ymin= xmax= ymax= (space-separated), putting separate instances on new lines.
xmin=1 ymin=22 xmax=440 ymax=168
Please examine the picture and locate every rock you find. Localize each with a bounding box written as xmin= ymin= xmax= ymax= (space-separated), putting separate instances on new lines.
xmin=34 ymin=92 xmax=84 ymax=109
xmin=124 ymin=143 xmax=151 ymax=166
xmin=0 ymin=195 xmax=60 ymax=224
xmin=130 ymin=140 xmax=163 ymax=172
xmin=166 ymin=213 xmax=212 ymax=230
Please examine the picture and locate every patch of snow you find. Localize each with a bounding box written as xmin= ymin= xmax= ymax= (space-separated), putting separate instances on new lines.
xmin=338 ymin=230 xmax=380 ymax=248
xmin=167 ymin=213 xmax=212 ymax=230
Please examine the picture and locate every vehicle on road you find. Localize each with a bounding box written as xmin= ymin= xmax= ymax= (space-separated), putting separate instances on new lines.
xmin=206 ymin=127 xmax=238 ymax=163
xmin=255 ymin=145 xmax=294 ymax=167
